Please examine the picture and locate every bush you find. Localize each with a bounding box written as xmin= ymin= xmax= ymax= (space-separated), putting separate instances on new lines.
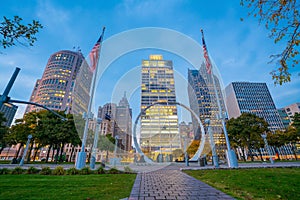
xmin=52 ymin=166 xmax=65 ymax=175
xmin=124 ymin=166 xmax=134 ymax=173
xmin=11 ymin=167 xmax=24 ymax=175
xmin=66 ymin=167 xmax=79 ymax=175
xmin=40 ymin=167 xmax=52 ymax=175
xmin=0 ymin=168 xmax=10 ymax=175
xmin=80 ymin=167 xmax=92 ymax=175
xmin=27 ymin=166 xmax=39 ymax=174
xmin=108 ymin=168 xmax=120 ymax=174
xmin=96 ymin=166 xmax=105 ymax=174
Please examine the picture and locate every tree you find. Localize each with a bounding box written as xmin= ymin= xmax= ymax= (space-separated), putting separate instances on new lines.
xmin=267 ymin=130 xmax=287 ymax=160
xmin=241 ymin=0 xmax=300 ymax=84
xmin=0 ymin=112 xmax=8 ymax=154
xmin=0 ymin=16 xmax=42 ymax=51
xmin=227 ymin=113 xmax=269 ymax=161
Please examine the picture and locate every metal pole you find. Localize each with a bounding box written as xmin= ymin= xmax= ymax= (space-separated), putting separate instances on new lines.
xmin=19 ymin=134 xmax=32 ymax=166
xmin=90 ymin=118 xmax=102 ymax=169
xmin=261 ymin=134 xmax=274 ymax=164
xmin=0 ymin=67 xmax=20 ymax=108
xmin=201 ymin=29 xmax=238 ymax=168
xmin=76 ymin=28 xmax=105 ymax=170
xmin=113 ymin=136 xmax=119 ymax=168
xmin=205 ymin=119 xmax=219 ymax=168
xmin=183 ymin=136 xmax=189 ymax=166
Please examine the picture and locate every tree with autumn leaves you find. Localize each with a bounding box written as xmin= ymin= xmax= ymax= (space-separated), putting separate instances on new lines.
xmin=241 ymin=0 xmax=300 ymax=84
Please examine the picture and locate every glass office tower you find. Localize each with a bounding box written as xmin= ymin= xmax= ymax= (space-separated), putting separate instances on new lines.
xmin=140 ymin=55 xmax=180 ymax=162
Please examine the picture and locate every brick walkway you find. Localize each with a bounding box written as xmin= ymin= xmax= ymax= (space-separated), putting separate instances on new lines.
xmin=128 ymin=165 xmax=235 ymax=200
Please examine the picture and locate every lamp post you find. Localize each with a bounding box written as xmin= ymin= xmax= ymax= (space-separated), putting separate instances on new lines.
xmin=205 ymin=119 xmax=219 ymax=168
xmin=19 ymin=134 xmax=32 ymax=166
xmin=90 ymin=118 xmax=102 ymax=169
xmin=261 ymin=133 xmax=274 ymax=164
xmin=113 ymin=135 xmax=119 ymax=168
xmin=182 ymin=136 xmax=189 ymax=166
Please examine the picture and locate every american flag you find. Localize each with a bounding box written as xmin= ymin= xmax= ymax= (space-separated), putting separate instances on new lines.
xmin=89 ymin=27 xmax=105 ymax=72
xmin=201 ymin=29 xmax=211 ymax=74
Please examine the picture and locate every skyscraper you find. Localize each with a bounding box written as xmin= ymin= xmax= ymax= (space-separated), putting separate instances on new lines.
xmin=26 ymin=50 xmax=92 ymax=115
xmin=225 ymin=82 xmax=285 ymax=131
xmin=97 ymin=94 xmax=132 ymax=152
xmin=0 ymin=103 xmax=18 ymax=127
xmin=187 ymin=63 xmax=227 ymax=156
xmin=140 ymin=55 xmax=180 ymax=161
xmin=115 ymin=92 xmax=132 ymax=152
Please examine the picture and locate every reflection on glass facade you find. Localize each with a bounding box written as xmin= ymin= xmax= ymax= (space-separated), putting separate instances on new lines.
xmin=140 ymin=55 xmax=180 ymax=161
xmin=187 ymin=63 xmax=226 ymax=156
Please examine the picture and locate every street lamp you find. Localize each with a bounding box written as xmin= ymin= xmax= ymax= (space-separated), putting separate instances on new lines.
xmin=19 ymin=134 xmax=33 ymax=166
xmin=205 ymin=119 xmax=219 ymax=168
xmin=261 ymin=133 xmax=274 ymax=164
xmin=90 ymin=118 xmax=102 ymax=169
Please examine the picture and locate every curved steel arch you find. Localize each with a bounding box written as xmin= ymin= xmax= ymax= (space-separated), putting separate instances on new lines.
xmin=133 ymin=101 xmax=206 ymax=163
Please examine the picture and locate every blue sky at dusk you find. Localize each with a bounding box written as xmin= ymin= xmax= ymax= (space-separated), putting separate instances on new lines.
xmin=0 ymin=0 xmax=299 ymax=120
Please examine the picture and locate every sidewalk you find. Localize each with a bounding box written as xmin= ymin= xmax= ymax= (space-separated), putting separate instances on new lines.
xmin=128 ymin=164 xmax=235 ymax=200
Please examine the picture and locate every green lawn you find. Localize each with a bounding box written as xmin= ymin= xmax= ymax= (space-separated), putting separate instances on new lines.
xmin=0 ymin=174 xmax=136 ymax=200
xmin=184 ymin=168 xmax=300 ymax=200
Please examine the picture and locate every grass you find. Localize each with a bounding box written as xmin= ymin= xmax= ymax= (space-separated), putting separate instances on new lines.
xmin=184 ymin=168 xmax=300 ymax=200
xmin=0 ymin=174 xmax=136 ymax=200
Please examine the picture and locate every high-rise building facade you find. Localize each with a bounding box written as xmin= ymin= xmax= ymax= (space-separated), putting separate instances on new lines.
xmin=26 ymin=50 xmax=92 ymax=115
xmin=0 ymin=103 xmax=18 ymax=127
xmin=115 ymin=93 xmax=132 ymax=152
xmin=277 ymin=108 xmax=291 ymax=128
xmin=225 ymin=82 xmax=285 ymax=131
xmin=283 ymin=102 xmax=300 ymax=121
xmin=140 ymin=55 xmax=180 ymax=161
xmin=97 ymin=94 xmax=132 ymax=152
xmin=187 ymin=63 xmax=227 ymax=156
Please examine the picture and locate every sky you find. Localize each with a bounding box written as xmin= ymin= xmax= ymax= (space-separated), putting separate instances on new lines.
xmin=0 ymin=0 xmax=299 ymax=122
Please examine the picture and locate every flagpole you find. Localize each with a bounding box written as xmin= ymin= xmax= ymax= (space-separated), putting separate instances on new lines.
xmin=76 ymin=27 xmax=106 ymax=169
xmin=201 ymin=29 xmax=238 ymax=168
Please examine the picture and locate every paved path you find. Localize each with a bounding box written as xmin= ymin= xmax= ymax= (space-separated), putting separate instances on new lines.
xmin=128 ymin=165 xmax=235 ymax=200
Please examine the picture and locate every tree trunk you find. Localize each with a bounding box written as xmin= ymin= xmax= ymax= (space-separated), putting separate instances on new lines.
xmin=46 ymin=144 xmax=52 ymax=163
xmin=248 ymin=145 xmax=254 ymax=162
xmin=292 ymin=144 xmax=298 ymax=160
xmin=59 ymin=143 xmax=65 ymax=162
xmin=51 ymin=146 xmax=55 ymax=162
xmin=69 ymin=145 xmax=75 ymax=162
xmin=258 ymin=148 xmax=264 ymax=162
xmin=33 ymin=144 xmax=41 ymax=161
xmin=27 ymin=141 xmax=34 ymax=162
xmin=55 ymin=146 xmax=60 ymax=164
xmin=241 ymin=147 xmax=246 ymax=161
xmin=275 ymin=147 xmax=281 ymax=160
xmin=15 ymin=143 xmax=23 ymax=159
xmin=0 ymin=146 xmax=4 ymax=154
xmin=106 ymin=150 xmax=109 ymax=163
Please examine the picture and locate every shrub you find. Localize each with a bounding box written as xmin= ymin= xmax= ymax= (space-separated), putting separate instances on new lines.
xmin=96 ymin=166 xmax=105 ymax=174
xmin=124 ymin=166 xmax=134 ymax=173
xmin=27 ymin=166 xmax=39 ymax=174
xmin=80 ymin=167 xmax=92 ymax=175
xmin=11 ymin=167 xmax=24 ymax=175
xmin=66 ymin=167 xmax=79 ymax=175
xmin=0 ymin=168 xmax=10 ymax=175
xmin=40 ymin=167 xmax=52 ymax=175
xmin=108 ymin=168 xmax=120 ymax=174
xmin=52 ymin=166 xmax=65 ymax=175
